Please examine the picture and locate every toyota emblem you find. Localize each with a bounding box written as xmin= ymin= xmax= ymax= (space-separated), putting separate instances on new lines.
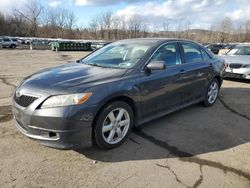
xmin=16 ymin=89 xmax=22 ymax=98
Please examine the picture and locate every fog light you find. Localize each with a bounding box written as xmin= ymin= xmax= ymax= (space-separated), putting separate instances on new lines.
xmin=49 ymin=132 xmax=57 ymax=137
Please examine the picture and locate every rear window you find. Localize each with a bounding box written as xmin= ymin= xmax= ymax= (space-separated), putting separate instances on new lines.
xmin=182 ymin=43 xmax=203 ymax=63
xmin=201 ymin=48 xmax=212 ymax=61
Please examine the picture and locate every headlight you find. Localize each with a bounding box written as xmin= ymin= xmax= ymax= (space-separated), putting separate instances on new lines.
xmin=242 ymin=64 xmax=250 ymax=68
xmin=41 ymin=93 xmax=92 ymax=108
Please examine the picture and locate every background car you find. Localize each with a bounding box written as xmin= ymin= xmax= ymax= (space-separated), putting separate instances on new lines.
xmin=91 ymin=41 xmax=112 ymax=51
xmin=218 ymin=44 xmax=237 ymax=56
xmin=223 ymin=44 xmax=250 ymax=80
xmin=2 ymin=38 xmax=19 ymax=48
xmin=205 ymin=43 xmax=225 ymax=54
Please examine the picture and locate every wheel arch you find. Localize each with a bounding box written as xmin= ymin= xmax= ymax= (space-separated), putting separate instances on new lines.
xmin=92 ymin=95 xmax=139 ymax=128
xmin=91 ymin=95 xmax=139 ymax=145
xmin=214 ymin=75 xmax=222 ymax=87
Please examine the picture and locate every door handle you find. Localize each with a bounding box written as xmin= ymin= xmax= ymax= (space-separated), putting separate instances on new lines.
xmin=179 ymin=69 xmax=185 ymax=74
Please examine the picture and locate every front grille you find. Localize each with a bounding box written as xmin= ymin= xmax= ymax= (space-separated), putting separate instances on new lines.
xmin=229 ymin=63 xmax=242 ymax=69
xmin=224 ymin=72 xmax=244 ymax=78
xmin=14 ymin=94 xmax=38 ymax=107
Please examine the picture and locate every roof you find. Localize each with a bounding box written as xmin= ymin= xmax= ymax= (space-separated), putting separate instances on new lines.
xmin=117 ymin=38 xmax=200 ymax=46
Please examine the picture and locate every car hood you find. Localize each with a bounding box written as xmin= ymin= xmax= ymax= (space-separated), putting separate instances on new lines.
xmin=20 ymin=62 xmax=127 ymax=94
xmin=222 ymin=55 xmax=250 ymax=65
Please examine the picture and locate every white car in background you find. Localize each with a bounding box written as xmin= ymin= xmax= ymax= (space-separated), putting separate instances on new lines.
xmin=223 ymin=44 xmax=250 ymax=80
xmin=1 ymin=38 xmax=19 ymax=48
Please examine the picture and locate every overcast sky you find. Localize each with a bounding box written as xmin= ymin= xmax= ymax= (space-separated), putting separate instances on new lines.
xmin=1 ymin=0 xmax=250 ymax=29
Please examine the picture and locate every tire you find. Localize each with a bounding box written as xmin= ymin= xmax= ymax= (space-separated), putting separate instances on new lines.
xmin=94 ymin=101 xmax=134 ymax=149
xmin=10 ymin=44 xmax=16 ymax=49
xmin=203 ymin=78 xmax=220 ymax=107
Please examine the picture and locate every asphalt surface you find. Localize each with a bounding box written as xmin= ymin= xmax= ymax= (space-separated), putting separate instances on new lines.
xmin=0 ymin=50 xmax=250 ymax=188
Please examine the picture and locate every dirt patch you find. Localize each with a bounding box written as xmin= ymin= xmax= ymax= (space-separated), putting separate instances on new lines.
xmin=0 ymin=105 xmax=13 ymax=123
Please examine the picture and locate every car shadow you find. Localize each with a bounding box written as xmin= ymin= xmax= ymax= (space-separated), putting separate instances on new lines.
xmin=75 ymin=87 xmax=250 ymax=162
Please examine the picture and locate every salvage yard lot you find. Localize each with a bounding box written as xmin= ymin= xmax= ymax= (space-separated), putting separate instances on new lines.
xmin=0 ymin=50 xmax=250 ymax=188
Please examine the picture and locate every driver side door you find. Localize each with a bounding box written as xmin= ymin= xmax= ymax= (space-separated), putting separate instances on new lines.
xmin=138 ymin=42 xmax=185 ymax=119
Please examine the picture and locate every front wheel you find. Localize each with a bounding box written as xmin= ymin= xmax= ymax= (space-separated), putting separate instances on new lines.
xmin=94 ymin=101 xmax=134 ymax=149
xmin=10 ymin=44 xmax=16 ymax=49
xmin=203 ymin=79 xmax=220 ymax=107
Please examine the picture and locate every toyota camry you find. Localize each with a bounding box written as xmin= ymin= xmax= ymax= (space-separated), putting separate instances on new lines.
xmin=12 ymin=39 xmax=225 ymax=149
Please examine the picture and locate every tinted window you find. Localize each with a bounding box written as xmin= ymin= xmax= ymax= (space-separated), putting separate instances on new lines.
xmin=201 ymin=48 xmax=212 ymax=61
xmin=3 ymin=39 xmax=10 ymax=42
xmin=182 ymin=43 xmax=203 ymax=63
xmin=151 ymin=43 xmax=181 ymax=66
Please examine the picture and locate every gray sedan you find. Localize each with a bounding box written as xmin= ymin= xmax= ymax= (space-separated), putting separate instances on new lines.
xmin=223 ymin=44 xmax=250 ymax=80
xmin=12 ymin=38 xmax=225 ymax=149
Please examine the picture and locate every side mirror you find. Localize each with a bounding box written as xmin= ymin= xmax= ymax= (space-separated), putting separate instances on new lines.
xmin=146 ymin=60 xmax=166 ymax=71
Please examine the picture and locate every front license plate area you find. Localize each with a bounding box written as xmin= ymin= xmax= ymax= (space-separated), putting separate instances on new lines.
xmin=12 ymin=107 xmax=30 ymax=129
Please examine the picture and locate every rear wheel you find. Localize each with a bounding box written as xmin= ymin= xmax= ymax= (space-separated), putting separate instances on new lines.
xmin=94 ymin=101 xmax=134 ymax=149
xmin=203 ymin=78 xmax=220 ymax=107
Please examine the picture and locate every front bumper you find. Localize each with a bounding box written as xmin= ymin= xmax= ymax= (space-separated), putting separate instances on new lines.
xmin=224 ymin=67 xmax=250 ymax=79
xmin=12 ymin=97 xmax=96 ymax=149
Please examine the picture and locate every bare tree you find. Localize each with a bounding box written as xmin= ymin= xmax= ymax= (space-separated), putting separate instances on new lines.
xmin=57 ymin=9 xmax=67 ymax=38
xmin=89 ymin=17 xmax=99 ymax=39
xmin=218 ymin=17 xmax=233 ymax=42
xmin=101 ymin=11 xmax=112 ymax=40
xmin=244 ymin=20 xmax=250 ymax=42
xmin=0 ymin=11 xmax=6 ymax=35
xmin=162 ymin=22 xmax=170 ymax=37
xmin=15 ymin=0 xmax=43 ymax=37
xmin=184 ymin=21 xmax=191 ymax=39
xmin=127 ymin=14 xmax=144 ymax=38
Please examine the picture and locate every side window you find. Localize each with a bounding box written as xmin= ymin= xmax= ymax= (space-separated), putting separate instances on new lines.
xmin=182 ymin=43 xmax=203 ymax=63
xmin=201 ymin=48 xmax=212 ymax=61
xmin=151 ymin=43 xmax=181 ymax=66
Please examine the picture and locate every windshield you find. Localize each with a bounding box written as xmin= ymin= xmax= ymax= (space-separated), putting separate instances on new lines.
xmin=81 ymin=42 xmax=151 ymax=68
xmin=227 ymin=45 xmax=250 ymax=55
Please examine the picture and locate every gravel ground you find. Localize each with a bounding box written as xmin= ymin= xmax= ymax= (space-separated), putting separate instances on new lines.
xmin=0 ymin=50 xmax=250 ymax=188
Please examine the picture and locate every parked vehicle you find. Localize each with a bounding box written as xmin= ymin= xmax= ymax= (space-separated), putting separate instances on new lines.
xmin=12 ymin=39 xmax=225 ymax=149
xmin=91 ymin=41 xmax=112 ymax=51
xmin=2 ymin=38 xmax=19 ymax=48
xmin=205 ymin=44 xmax=225 ymax=54
xmin=223 ymin=44 xmax=250 ymax=80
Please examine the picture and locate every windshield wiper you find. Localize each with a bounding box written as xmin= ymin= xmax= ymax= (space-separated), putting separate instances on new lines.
xmin=84 ymin=62 xmax=125 ymax=69
xmin=86 ymin=63 xmax=104 ymax=67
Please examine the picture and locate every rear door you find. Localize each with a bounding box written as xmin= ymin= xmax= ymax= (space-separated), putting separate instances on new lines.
xmin=178 ymin=42 xmax=212 ymax=103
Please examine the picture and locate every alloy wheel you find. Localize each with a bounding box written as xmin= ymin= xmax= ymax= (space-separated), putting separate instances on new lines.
xmin=102 ymin=108 xmax=130 ymax=145
xmin=207 ymin=81 xmax=219 ymax=104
